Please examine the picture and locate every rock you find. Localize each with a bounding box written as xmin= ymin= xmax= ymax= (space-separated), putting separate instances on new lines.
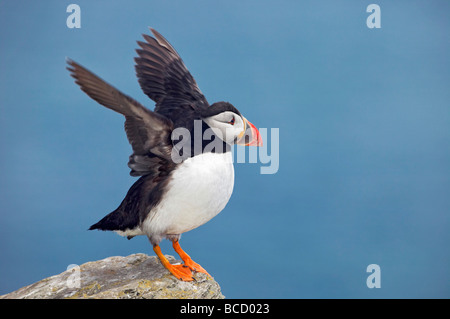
xmin=0 ymin=253 xmax=224 ymax=299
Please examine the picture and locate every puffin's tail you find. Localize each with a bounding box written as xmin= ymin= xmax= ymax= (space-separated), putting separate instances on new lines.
xmin=88 ymin=177 xmax=146 ymax=235
xmin=89 ymin=209 xmax=138 ymax=240
xmin=88 ymin=200 xmax=139 ymax=231
xmin=88 ymin=210 xmax=125 ymax=232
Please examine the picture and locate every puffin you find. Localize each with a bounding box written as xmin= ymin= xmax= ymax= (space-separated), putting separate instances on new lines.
xmin=67 ymin=28 xmax=262 ymax=281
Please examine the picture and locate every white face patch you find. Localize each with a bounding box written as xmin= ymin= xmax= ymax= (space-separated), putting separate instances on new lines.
xmin=211 ymin=111 xmax=235 ymax=123
xmin=203 ymin=111 xmax=245 ymax=145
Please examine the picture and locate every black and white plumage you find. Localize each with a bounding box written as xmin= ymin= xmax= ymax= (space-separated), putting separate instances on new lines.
xmin=67 ymin=28 xmax=261 ymax=281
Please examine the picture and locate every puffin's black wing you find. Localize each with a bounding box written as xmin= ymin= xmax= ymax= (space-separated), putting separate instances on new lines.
xmin=67 ymin=59 xmax=174 ymax=176
xmin=135 ymin=28 xmax=209 ymax=121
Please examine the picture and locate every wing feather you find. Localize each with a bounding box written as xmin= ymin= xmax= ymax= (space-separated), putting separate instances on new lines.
xmin=135 ymin=28 xmax=209 ymax=121
xmin=67 ymin=59 xmax=175 ymax=175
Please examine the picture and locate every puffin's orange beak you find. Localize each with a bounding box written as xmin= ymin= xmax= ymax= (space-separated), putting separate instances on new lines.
xmin=237 ymin=118 xmax=263 ymax=146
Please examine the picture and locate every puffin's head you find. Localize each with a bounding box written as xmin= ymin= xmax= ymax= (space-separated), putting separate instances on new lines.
xmin=201 ymin=102 xmax=262 ymax=146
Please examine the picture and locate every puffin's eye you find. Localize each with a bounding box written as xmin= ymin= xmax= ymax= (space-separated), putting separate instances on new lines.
xmin=229 ymin=116 xmax=235 ymax=125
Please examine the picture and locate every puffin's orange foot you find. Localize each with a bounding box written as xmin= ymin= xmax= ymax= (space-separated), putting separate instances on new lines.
xmin=172 ymin=240 xmax=212 ymax=278
xmin=182 ymin=259 xmax=211 ymax=278
xmin=164 ymin=263 xmax=194 ymax=282
xmin=153 ymin=244 xmax=194 ymax=281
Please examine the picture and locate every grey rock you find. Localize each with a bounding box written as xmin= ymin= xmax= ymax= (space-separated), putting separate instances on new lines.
xmin=0 ymin=253 xmax=224 ymax=299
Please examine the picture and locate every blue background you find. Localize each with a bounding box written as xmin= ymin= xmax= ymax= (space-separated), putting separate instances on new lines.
xmin=0 ymin=1 xmax=449 ymax=298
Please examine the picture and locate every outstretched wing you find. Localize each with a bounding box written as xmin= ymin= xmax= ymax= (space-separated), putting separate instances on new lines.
xmin=134 ymin=28 xmax=209 ymax=121
xmin=67 ymin=59 xmax=175 ymax=176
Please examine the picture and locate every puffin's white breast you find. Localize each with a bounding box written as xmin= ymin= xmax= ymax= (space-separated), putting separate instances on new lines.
xmin=142 ymin=151 xmax=234 ymax=237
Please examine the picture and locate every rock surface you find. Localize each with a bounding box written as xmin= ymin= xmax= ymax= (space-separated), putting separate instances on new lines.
xmin=0 ymin=253 xmax=224 ymax=299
